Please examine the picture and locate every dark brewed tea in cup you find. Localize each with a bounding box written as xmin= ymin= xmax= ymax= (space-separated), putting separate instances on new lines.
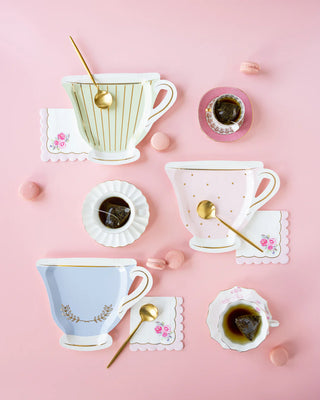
xmin=222 ymin=303 xmax=261 ymax=344
xmin=99 ymin=197 xmax=131 ymax=229
xmin=214 ymin=97 xmax=241 ymax=125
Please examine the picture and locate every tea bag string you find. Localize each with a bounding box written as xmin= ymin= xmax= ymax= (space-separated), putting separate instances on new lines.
xmin=94 ymin=209 xmax=121 ymax=222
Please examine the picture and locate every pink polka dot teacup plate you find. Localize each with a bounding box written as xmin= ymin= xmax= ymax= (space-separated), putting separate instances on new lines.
xmin=165 ymin=161 xmax=280 ymax=253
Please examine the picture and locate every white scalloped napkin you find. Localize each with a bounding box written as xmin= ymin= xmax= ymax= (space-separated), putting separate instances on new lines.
xmin=129 ymin=297 xmax=184 ymax=351
xmin=236 ymin=210 xmax=289 ymax=264
xmin=40 ymin=108 xmax=90 ymax=161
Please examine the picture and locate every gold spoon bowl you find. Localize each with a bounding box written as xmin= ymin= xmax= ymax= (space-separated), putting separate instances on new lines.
xmin=197 ymin=200 xmax=263 ymax=253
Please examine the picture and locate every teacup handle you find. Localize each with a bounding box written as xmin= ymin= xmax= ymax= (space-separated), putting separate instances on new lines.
xmin=230 ymin=122 xmax=240 ymax=132
xmin=118 ymin=266 xmax=153 ymax=319
xmin=269 ymin=319 xmax=280 ymax=327
xmin=145 ymin=80 xmax=177 ymax=132
xmin=249 ymin=169 xmax=280 ymax=215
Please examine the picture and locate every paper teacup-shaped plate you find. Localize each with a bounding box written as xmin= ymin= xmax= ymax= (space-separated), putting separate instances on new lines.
xmin=82 ymin=180 xmax=149 ymax=247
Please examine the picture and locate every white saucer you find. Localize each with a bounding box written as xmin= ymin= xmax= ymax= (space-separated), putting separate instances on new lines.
xmin=82 ymin=180 xmax=149 ymax=247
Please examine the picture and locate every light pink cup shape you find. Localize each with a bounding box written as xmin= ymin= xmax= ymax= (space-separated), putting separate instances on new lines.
xmin=165 ymin=161 xmax=280 ymax=253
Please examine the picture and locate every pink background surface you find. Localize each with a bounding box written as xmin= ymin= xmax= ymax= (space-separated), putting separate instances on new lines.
xmin=1 ymin=1 xmax=320 ymax=399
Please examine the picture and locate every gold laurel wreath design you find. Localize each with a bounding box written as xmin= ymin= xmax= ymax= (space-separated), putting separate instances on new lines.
xmin=61 ymin=304 xmax=113 ymax=323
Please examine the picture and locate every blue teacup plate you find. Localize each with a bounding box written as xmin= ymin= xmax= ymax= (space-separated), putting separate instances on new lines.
xmin=37 ymin=258 xmax=153 ymax=351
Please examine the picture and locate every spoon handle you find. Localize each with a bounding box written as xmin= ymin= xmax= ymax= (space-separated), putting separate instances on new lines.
xmin=216 ymin=216 xmax=263 ymax=253
xmin=107 ymin=320 xmax=143 ymax=368
xmin=69 ymin=36 xmax=98 ymax=89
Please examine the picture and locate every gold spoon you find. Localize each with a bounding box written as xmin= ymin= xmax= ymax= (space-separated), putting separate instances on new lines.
xmin=107 ymin=303 xmax=158 ymax=368
xmin=69 ymin=36 xmax=112 ymax=109
xmin=197 ymin=200 xmax=263 ymax=253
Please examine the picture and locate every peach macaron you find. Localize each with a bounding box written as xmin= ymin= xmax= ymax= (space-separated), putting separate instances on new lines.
xmin=19 ymin=181 xmax=41 ymax=200
xmin=240 ymin=61 xmax=261 ymax=74
xmin=269 ymin=346 xmax=289 ymax=366
xmin=151 ymin=132 xmax=170 ymax=151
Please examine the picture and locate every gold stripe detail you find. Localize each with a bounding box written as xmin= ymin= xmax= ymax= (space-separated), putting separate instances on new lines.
xmin=120 ymin=86 xmax=126 ymax=151
xmin=107 ymin=85 xmax=111 ymax=151
xmin=39 ymin=264 xmax=133 ymax=268
xmin=250 ymin=172 xmax=277 ymax=209
xmin=166 ymin=167 xmax=257 ymax=171
xmin=64 ymin=341 xmax=108 ymax=348
xmin=125 ymin=84 xmax=134 ymax=149
xmin=72 ymin=86 xmax=90 ymax=143
xmin=100 ymin=108 xmax=106 ymax=151
xmin=192 ymin=243 xmax=236 ymax=250
xmin=89 ymin=85 xmax=100 ymax=147
xmin=38 ymin=264 xmax=136 ymax=268
xmin=69 ymin=80 xmax=152 ymax=85
xmin=80 ymin=84 xmax=95 ymax=145
xmin=91 ymin=154 xmax=138 ymax=162
xmin=114 ymin=85 xmax=117 ymax=151
xmin=132 ymin=84 xmax=144 ymax=136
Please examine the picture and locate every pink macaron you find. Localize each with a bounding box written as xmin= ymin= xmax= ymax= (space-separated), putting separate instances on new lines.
xmin=19 ymin=181 xmax=41 ymax=200
xmin=165 ymin=250 xmax=185 ymax=269
xmin=240 ymin=61 xmax=261 ymax=74
xmin=151 ymin=132 xmax=170 ymax=151
xmin=269 ymin=346 xmax=289 ymax=366
xmin=146 ymin=258 xmax=167 ymax=270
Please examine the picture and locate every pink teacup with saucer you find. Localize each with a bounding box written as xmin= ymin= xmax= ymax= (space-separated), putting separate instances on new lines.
xmin=199 ymin=87 xmax=252 ymax=142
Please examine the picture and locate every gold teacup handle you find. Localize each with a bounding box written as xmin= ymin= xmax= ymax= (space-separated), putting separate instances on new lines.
xmin=145 ymin=80 xmax=177 ymax=130
xmin=249 ymin=169 xmax=280 ymax=213
xmin=117 ymin=267 xmax=153 ymax=319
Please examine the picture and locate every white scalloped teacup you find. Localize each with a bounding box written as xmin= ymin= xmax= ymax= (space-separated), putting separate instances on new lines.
xmin=207 ymin=287 xmax=279 ymax=352
xmin=218 ymin=299 xmax=279 ymax=352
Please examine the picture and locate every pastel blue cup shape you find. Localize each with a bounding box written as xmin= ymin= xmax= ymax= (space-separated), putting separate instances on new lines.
xmin=37 ymin=258 xmax=153 ymax=351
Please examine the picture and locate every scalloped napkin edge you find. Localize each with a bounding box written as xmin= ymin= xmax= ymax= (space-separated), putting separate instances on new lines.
xmin=236 ymin=210 xmax=289 ymax=264
xmin=40 ymin=108 xmax=90 ymax=162
xmin=129 ymin=297 xmax=184 ymax=351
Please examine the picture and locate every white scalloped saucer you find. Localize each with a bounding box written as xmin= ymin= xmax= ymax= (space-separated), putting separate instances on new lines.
xmin=82 ymin=180 xmax=149 ymax=247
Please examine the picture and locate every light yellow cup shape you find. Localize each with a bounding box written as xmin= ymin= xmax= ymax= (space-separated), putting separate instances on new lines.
xmin=62 ymin=73 xmax=177 ymax=165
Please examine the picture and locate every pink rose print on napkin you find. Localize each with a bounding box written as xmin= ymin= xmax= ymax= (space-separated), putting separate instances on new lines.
xmin=50 ymin=132 xmax=70 ymax=151
xmin=260 ymin=238 xmax=268 ymax=247
xmin=260 ymin=234 xmax=278 ymax=255
xmin=155 ymin=325 xmax=162 ymax=334
xmin=57 ymin=132 xmax=66 ymax=141
xmin=154 ymin=322 xmax=173 ymax=342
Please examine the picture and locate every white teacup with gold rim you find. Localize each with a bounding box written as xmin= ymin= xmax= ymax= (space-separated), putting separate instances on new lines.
xmin=62 ymin=73 xmax=177 ymax=165
xmin=207 ymin=287 xmax=279 ymax=352
xmin=165 ymin=161 xmax=280 ymax=253
xmin=37 ymin=258 xmax=153 ymax=351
